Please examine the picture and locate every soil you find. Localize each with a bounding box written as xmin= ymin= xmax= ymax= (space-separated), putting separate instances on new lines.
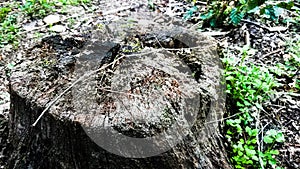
xmin=0 ymin=0 xmax=299 ymax=168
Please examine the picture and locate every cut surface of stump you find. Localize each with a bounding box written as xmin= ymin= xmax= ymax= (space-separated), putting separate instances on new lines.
xmin=8 ymin=9 xmax=231 ymax=169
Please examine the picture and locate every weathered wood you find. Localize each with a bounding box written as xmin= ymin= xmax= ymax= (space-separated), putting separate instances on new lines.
xmin=8 ymin=10 xmax=231 ymax=169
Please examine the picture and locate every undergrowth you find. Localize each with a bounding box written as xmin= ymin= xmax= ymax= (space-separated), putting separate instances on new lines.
xmin=184 ymin=0 xmax=295 ymax=27
xmin=268 ymin=37 xmax=300 ymax=92
xmin=222 ymin=36 xmax=300 ymax=168
xmin=0 ymin=11 xmax=19 ymax=47
xmin=20 ymin=0 xmax=91 ymax=18
xmin=222 ymin=46 xmax=285 ymax=169
xmin=183 ymin=2 xmax=299 ymax=167
xmin=0 ymin=0 xmax=90 ymax=47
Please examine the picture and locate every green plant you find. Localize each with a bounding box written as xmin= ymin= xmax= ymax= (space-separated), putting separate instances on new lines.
xmin=148 ymin=0 xmax=156 ymax=11
xmin=223 ymin=61 xmax=277 ymax=105
xmin=20 ymin=0 xmax=55 ymax=18
xmin=287 ymin=3 xmax=300 ymax=25
xmin=227 ymin=125 xmax=259 ymax=168
xmin=223 ymin=46 xmax=283 ymax=169
xmin=247 ymin=0 xmax=294 ymax=23
xmin=0 ymin=3 xmax=21 ymax=46
xmin=269 ymin=38 xmax=300 ymax=91
xmin=5 ymin=62 xmax=15 ymax=77
xmin=20 ymin=0 xmax=91 ymax=18
xmin=121 ymin=37 xmax=143 ymax=54
xmin=286 ymin=38 xmax=300 ymax=66
xmin=260 ymin=129 xmax=285 ymax=168
xmin=285 ymin=39 xmax=300 ymax=90
xmin=0 ymin=14 xmax=19 ymax=46
xmin=40 ymin=58 xmax=56 ymax=68
xmin=56 ymin=0 xmax=91 ymax=5
xmin=295 ymin=79 xmax=300 ymax=90
xmin=184 ymin=0 xmax=295 ymax=27
xmin=0 ymin=0 xmax=91 ymax=47
xmin=0 ymin=7 xmax=11 ymax=22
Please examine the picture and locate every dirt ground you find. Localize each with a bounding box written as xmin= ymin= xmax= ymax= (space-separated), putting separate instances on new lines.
xmin=0 ymin=0 xmax=299 ymax=168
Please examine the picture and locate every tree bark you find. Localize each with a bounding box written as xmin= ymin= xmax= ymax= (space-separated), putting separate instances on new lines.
xmin=8 ymin=10 xmax=232 ymax=169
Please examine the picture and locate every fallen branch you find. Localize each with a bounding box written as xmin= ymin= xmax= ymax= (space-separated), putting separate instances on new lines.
xmin=204 ymin=112 xmax=241 ymax=125
xmin=245 ymin=29 xmax=250 ymax=47
xmin=201 ymin=31 xmax=230 ymax=37
xmin=260 ymin=48 xmax=284 ymax=60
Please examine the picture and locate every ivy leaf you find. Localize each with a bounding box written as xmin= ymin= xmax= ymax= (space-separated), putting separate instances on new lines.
xmin=245 ymin=148 xmax=256 ymax=157
xmin=245 ymin=126 xmax=251 ymax=133
xmin=268 ymin=158 xmax=277 ymax=167
xmin=269 ymin=150 xmax=279 ymax=155
xmin=261 ymin=5 xmax=283 ymax=21
xmin=200 ymin=10 xmax=214 ymax=20
xmin=263 ymin=135 xmax=274 ymax=144
xmin=225 ymin=76 xmax=235 ymax=81
xmin=237 ymin=101 xmax=244 ymax=107
xmin=244 ymin=100 xmax=251 ymax=106
xmin=248 ymin=6 xmax=260 ymax=14
xmin=266 ymin=129 xmax=277 ymax=136
xmin=258 ymin=151 xmax=265 ymax=158
xmin=276 ymin=1 xmax=294 ymax=10
xmin=245 ymin=127 xmax=258 ymax=137
xmin=247 ymin=0 xmax=266 ymax=11
xmin=252 ymin=155 xmax=259 ymax=161
xmin=183 ymin=6 xmax=198 ymax=20
xmin=239 ymin=0 xmax=246 ymax=5
xmin=148 ymin=0 xmax=155 ymax=10
xmin=230 ymin=8 xmax=244 ymax=26
xmin=275 ymin=132 xmax=285 ymax=143
xmin=209 ymin=18 xmax=217 ymax=27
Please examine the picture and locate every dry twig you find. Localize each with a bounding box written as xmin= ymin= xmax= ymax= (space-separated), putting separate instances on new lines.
xmin=32 ymin=44 xmax=214 ymax=126
xmin=241 ymin=19 xmax=288 ymax=32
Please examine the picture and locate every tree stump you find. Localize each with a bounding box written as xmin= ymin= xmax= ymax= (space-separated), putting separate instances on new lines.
xmin=8 ymin=10 xmax=231 ymax=169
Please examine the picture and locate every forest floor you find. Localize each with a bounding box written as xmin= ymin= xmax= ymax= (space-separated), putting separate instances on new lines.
xmin=0 ymin=0 xmax=299 ymax=168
